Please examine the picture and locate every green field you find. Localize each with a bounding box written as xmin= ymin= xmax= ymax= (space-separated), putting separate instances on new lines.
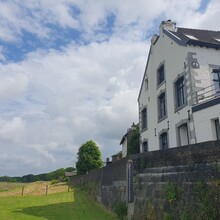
xmin=0 ymin=182 xmax=117 ymax=220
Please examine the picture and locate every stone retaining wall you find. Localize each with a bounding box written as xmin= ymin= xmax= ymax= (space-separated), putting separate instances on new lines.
xmin=70 ymin=140 xmax=220 ymax=219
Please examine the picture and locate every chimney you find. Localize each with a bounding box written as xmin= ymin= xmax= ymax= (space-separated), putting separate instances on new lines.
xmin=131 ymin=122 xmax=136 ymax=130
xmin=160 ymin=19 xmax=176 ymax=32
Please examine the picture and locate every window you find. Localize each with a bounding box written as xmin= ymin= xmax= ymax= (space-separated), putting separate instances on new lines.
xmin=177 ymin=123 xmax=189 ymax=146
xmin=212 ymin=70 xmax=220 ymax=94
xmin=141 ymin=108 xmax=147 ymax=130
xmin=175 ymin=76 xmax=186 ymax=108
xmin=160 ymin=132 xmax=168 ymax=150
xmin=158 ymin=92 xmax=166 ymax=120
xmin=214 ymin=38 xmax=220 ymax=42
xmin=157 ymin=64 xmax=165 ymax=85
xmin=142 ymin=141 xmax=148 ymax=152
xmin=214 ymin=119 xmax=220 ymax=140
xmin=184 ymin=34 xmax=198 ymax=40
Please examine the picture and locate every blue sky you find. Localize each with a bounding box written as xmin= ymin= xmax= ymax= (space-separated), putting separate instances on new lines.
xmin=0 ymin=0 xmax=218 ymax=176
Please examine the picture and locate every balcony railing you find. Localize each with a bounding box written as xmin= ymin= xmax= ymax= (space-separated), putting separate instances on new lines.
xmin=192 ymin=83 xmax=220 ymax=105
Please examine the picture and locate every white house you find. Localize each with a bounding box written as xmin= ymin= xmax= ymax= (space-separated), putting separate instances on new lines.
xmin=120 ymin=132 xmax=128 ymax=157
xmin=120 ymin=123 xmax=139 ymax=157
xmin=138 ymin=20 xmax=220 ymax=152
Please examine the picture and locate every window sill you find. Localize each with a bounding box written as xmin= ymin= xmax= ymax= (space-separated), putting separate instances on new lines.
xmin=157 ymin=80 xmax=166 ymax=89
xmin=141 ymin=128 xmax=148 ymax=132
xmin=158 ymin=115 xmax=167 ymax=123
xmin=175 ymin=102 xmax=187 ymax=112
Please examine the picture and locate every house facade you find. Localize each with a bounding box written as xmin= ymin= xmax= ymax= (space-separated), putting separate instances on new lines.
xmin=120 ymin=132 xmax=128 ymax=157
xmin=120 ymin=123 xmax=139 ymax=157
xmin=138 ymin=20 xmax=220 ymax=152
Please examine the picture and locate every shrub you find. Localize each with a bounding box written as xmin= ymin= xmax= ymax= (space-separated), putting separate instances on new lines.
xmin=113 ymin=201 xmax=127 ymax=220
xmin=165 ymin=182 xmax=178 ymax=203
xmin=51 ymin=180 xmax=59 ymax=185
xmin=164 ymin=212 xmax=172 ymax=220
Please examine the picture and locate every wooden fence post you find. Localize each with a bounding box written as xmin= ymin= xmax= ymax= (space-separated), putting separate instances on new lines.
xmin=46 ymin=185 xmax=48 ymax=195
xmin=21 ymin=186 xmax=25 ymax=196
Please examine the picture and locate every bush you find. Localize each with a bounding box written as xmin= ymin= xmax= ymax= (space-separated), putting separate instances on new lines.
xmin=51 ymin=180 xmax=59 ymax=185
xmin=165 ymin=182 xmax=178 ymax=203
xmin=164 ymin=212 xmax=172 ymax=220
xmin=113 ymin=201 xmax=127 ymax=220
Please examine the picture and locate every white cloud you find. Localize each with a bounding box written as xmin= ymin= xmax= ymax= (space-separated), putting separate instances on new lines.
xmin=0 ymin=117 xmax=26 ymax=143
xmin=0 ymin=0 xmax=212 ymax=43
xmin=0 ymin=38 xmax=147 ymax=175
xmin=0 ymin=1 xmax=48 ymax=42
xmin=96 ymin=89 xmax=139 ymax=140
xmin=179 ymin=0 xmax=220 ymax=30
xmin=0 ymin=73 xmax=28 ymax=102
xmin=29 ymin=144 xmax=55 ymax=163
xmin=0 ymin=153 xmax=53 ymax=176
xmin=1 ymin=0 xmax=220 ymax=176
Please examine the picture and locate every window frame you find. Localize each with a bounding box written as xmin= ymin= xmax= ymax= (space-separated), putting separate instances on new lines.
xmin=157 ymin=63 xmax=165 ymax=86
xmin=158 ymin=91 xmax=167 ymax=121
xmin=141 ymin=107 xmax=147 ymax=131
xmin=159 ymin=131 xmax=169 ymax=150
xmin=214 ymin=118 xmax=220 ymax=140
xmin=212 ymin=70 xmax=220 ymax=94
xmin=174 ymin=76 xmax=187 ymax=111
xmin=142 ymin=141 xmax=148 ymax=153
xmin=176 ymin=122 xmax=189 ymax=146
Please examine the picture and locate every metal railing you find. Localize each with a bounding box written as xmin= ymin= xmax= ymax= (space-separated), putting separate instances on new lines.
xmin=192 ymin=83 xmax=220 ymax=105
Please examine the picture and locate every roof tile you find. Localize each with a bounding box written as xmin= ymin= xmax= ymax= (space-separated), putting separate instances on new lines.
xmin=169 ymin=27 xmax=220 ymax=47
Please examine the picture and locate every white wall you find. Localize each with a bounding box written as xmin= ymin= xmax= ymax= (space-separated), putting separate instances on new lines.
xmin=193 ymin=104 xmax=220 ymax=142
xmin=139 ymin=28 xmax=220 ymax=152
xmin=139 ymin=31 xmax=190 ymax=151
xmin=122 ymin=138 xmax=127 ymax=157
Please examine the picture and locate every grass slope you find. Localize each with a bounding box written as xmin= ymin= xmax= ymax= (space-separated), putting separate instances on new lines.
xmin=0 ymin=182 xmax=117 ymax=220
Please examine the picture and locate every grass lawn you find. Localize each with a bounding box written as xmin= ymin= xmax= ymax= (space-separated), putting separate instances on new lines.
xmin=0 ymin=182 xmax=118 ymax=220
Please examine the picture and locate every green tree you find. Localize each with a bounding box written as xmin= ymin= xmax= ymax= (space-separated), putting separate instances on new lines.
xmin=47 ymin=168 xmax=66 ymax=181
xmin=127 ymin=125 xmax=140 ymax=155
xmin=76 ymin=140 xmax=103 ymax=175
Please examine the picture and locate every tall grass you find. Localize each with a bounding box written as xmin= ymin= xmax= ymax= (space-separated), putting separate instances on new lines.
xmin=0 ymin=182 xmax=25 ymax=192
xmin=0 ymin=181 xmax=68 ymax=196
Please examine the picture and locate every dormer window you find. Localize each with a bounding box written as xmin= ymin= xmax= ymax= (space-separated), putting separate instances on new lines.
xmin=214 ymin=38 xmax=220 ymax=42
xmin=184 ymin=34 xmax=198 ymax=40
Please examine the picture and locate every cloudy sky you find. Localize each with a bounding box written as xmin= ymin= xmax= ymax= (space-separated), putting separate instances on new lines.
xmin=0 ymin=0 xmax=219 ymax=176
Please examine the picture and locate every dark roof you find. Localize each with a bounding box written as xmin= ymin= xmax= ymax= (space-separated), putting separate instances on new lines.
xmin=65 ymin=171 xmax=76 ymax=177
xmin=168 ymin=27 xmax=220 ymax=49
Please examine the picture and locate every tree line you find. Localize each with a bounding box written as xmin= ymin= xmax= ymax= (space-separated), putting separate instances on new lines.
xmin=0 ymin=167 xmax=76 ymax=183
xmin=1 ymin=134 xmax=139 ymax=182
